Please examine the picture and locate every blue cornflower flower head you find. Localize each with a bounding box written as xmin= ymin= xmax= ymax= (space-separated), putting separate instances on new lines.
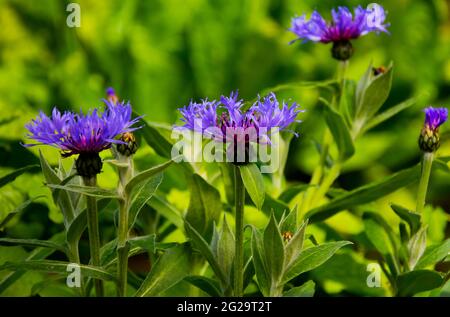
xmin=25 ymin=100 xmax=141 ymax=176
xmin=177 ymin=99 xmax=220 ymax=134
xmin=176 ymin=91 xmax=303 ymax=144
xmin=289 ymin=3 xmax=389 ymax=60
xmin=419 ymin=107 xmax=448 ymax=152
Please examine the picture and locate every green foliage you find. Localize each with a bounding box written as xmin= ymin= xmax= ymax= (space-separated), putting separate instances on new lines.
xmin=0 ymin=0 xmax=449 ymax=298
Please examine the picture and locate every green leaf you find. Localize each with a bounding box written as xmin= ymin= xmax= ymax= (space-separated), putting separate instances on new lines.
xmin=138 ymin=116 xmax=175 ymax=159
xmin=363 ymin=213 xmax=396 ymax=256
xmin=416 ymin=239 xmax=450 ymax=269
xmin=279 ymin=206 xmax=298 ymax=234
xmin=363 ymin=97 xmax=416 ymax=133
xmin=239 ymin=164 xmax=265 ymax=210
xmin=66 ymin=198 xmax=111 ymax=250
xmin=263 ymin=213 xmax=285 ymax=283
xmin=39 ymin=151 xmax=76 ymax=226
xmin=284 ymin=220 xmax=308 ymax=269
xmin=148 ymin=194 xmax=183 ymax=229
xmin=0 ymin=195 xmax=45 ymax=230
xmin=216 ymin=216 xmax=235 ymax=279
xmin=322 ymin=102 xmax=355 ymax=161
xmin=135 ymin=243 xmax=191 ymax=296
xmin=0 ymin=260 xmax=116 ymax=282
xmin=283 ymin=280 xmax=315 ymax=297
xmin=355 ymin=62 xmax=373 ymax=115
xmin=251 ymin=227 xmax=270 ymax=297
xmin=125 ymin=159 xmax=173 ymax=196
xmin=397 ymin=270 xmax=444 ymax=297
xmin=0 ymin=233 xmax=64 ymax=294
xmin=185 ymin=174 xmax=221 ymax=242
xmin=340 ymin=80 xmax=356 ymax=125
xmin=128 ymin=173 xmax=163 ymax=230
xmin=46 ymin=184 xmax=119 ymax=199
xmin=184 ymin=275 xmax=222 ymax=297
xmin=390 ymin=204 xmax=421 ymax=234
xmin=407 ymin=226 xmax=427 ymax=270
xmin=283 ymin=241 xmax=352 ymax=283
xmin=184 ymin=221 xmax=227 ymax=286
xmin=0 ymin=238 xmax=66 ymax=253
xmin=356 ymin=62 xmax=394 ymax=120
xmin=306 ymin=164 xmax=421 ymax=222
xmin=0 ymin=165 xmax=38 ymax=189
xmin=220 ymin=163 xmax=235 ymax=205
xmin=128 ymin=234 xmax=156 ymax=254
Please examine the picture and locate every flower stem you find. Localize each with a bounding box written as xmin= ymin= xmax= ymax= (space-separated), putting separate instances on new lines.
xmin=310 ymin=161 xmax=342 ymax=208
xmin=233 ymin=165 xmax=245 ymax=297
xmin=117 ymin=200 xmax=129 ymax=297
xmin=82 ymin=176 xmax=104 ymax=297
xmin=416 ymin=152 xmax=434 ymax=214
xmin=117 ymin=155 xmax=134 ymax=297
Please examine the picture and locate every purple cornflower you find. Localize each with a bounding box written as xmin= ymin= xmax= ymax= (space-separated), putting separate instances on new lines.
xmin=419 ymin=107 xmax=448 ymax=152
xmin=176 ymin=91 xmax=302 ymax=144
xmin=25 ymin=101 xmax=139 ymax=157
xmin=289 ymin=3 xmax=389 ymax=60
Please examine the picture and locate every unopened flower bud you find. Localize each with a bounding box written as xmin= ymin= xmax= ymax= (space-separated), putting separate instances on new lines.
xmin=116 ymin=132 xmax=138 ymax=156
xmin=418 ymin=107 xmax=448 ymax=152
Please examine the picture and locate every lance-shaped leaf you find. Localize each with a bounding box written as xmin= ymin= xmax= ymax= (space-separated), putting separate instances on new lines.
xmin=284 ymin=220 xmax=308 ymax=269
xmin=125 ymin=160 xmax=173 ymax=196
xmin=135 ymin=243 xmax=191 ymax=296
xmin=39 ymin=151 xmax=75 ymax=226
xmin=282 ymin=241 xmax=352 ymax=283
xmin=251 ymin=227 xmax=270 ymax=297
xmin=0 ymin=233 xmax=64 ymax=294
xmin=184 ymin=276 xmax=222 ymax=297
xmin=264 ymin=213 xmax=285 ymax=284
xmin=0 ymin=260 xmax=116 ymax=282
xmin=128 ymin=173 xmax=163 ymax=230
xmin=66 ymin=198 xmax=111 ymax=251
xmin=415 ymin=239 xmax=450 ymax=269
xmin=0 ymin=195 xmax=45 ymax=230
xmin=306 ymin=164 xmax=421 ymax=222
xmin=390 ymin=204 xmax=421 ymax=234
xmin=397 ymin=270 xmax=444 ymax=297
xmin=0 ymin=165 xmax=38 ymax=189
xmin=283 ymin=280 xmax=315 ymax=297
xmin=407 ymin=226 xmax=427 ymax=270
xmin=355 ymin=62 xmax=394 ymax=120
xmin=322 ymin=102 xmax=355 ymax=161
xmin=216 ymin=216 xmax=235 ymax=279
xmin=46 ymin=183 xmax=119 ymax=199
xmin=0 ymin=238 xmax=66 ymax=253
xmin=184 ymin=221 xmax=227 ymax=286
xmin=184 ymin=174 xmax=221 ymax=242
xmin=239 ymin=164 xmax=265 ymax=210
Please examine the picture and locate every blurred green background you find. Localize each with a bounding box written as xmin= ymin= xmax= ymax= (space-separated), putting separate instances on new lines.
xmin=0 ymin=0 xmax=449 ymax=296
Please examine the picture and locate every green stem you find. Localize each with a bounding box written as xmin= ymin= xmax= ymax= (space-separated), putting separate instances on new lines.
xmin=68 ymin=242 xmax=85 ymax=296
xmin=233 ymin=165 xmax=245 ymax=297
xmin=299 ymin=130 xmax=331 ymax=220
xmin=310 ymin=161 xmax=342 ymax=208
xmin=83 ymin=176 xmax=104 ymax=297
xmin=416 ymin=152 xmax=434 ymax=214
xmin=117 ymin=200 xmax=129 ymax=297
xmin=117 ymin=155 xmax=134 ymax=297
